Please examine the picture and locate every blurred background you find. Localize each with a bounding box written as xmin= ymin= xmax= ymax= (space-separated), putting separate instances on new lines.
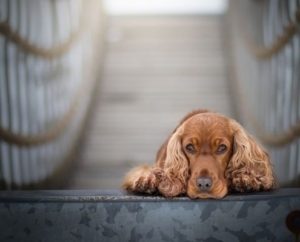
xmin=0 ymin=0 xmax=299 ymax=190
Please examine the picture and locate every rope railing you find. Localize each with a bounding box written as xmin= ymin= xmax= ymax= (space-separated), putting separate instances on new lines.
xmin=0 ymin=79 xmax=91 ymax=147
xmin=230 ymin=0 xmax=300 ymax=146
xmin=0 ymin=0 xmax=105 ymax=189
xmin=256 ymin=122 xmax=300 ymax=147
xmin=0 ymin=2 xmax=84 ymax=60
xmin=228 ymin=60 xmax=300 ymax=147
xmin=0 ymin=1 xmax=87 ymax=146
xmin=227 ymin=0 xmax=300 ymax=186
xmin=242 ymin=7 xmax=300 ymax=59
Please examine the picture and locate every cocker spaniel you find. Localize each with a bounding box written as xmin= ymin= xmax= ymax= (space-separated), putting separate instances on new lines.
xmin=122 ymin=110 xmax=276 ymax=199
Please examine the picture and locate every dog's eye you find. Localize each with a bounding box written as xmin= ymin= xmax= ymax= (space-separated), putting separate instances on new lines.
xmin=216 ymin=144 xmax=227 ymax=154
xmin=185 ymin=144 xmax=195 ymax=154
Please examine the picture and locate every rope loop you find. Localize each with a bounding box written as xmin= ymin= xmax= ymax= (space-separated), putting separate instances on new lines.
xmin=0 ymin=9 xmax=83 ymax=59
xmin=243 ymin=8 xmax=300 ymax=59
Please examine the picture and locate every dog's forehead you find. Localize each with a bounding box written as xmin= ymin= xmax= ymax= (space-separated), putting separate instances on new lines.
xmin=182 ymin=113 xmax=232 ymax=135
xmin=184 ymin=112 xmax=228 ymax=125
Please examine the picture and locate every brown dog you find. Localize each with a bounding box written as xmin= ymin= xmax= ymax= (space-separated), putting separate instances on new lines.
xmin=122 ymin=110 xmax=276 ymax=199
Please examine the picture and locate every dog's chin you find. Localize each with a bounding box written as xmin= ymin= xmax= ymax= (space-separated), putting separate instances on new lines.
xmin=187 ymin=184 xmax=228 ymax=200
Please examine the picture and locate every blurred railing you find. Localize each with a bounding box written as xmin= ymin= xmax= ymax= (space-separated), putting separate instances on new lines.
xmin=227 ymin=0 xmax=300 ymax=186
xmin=0 ymin=0 xmax=105 ymax=189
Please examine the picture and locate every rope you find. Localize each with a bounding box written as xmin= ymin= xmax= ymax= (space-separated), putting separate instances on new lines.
xmin=257 ymin=124 xmax=300 ymax=146
xmin=228 ymin=51 xmax=300 ymax=147
xmin=225 ymin=3 xmax=300 ymax=146
xmin=0 ymin=0 xmax=104 ymax=189
xmin=0 ymin=80 xmax=90 ymax=147
xmin=243 ymin=7 xmax=300 ymax=59
xmin=0 ymin=3 xmax=89 ymax=146
xmin=0 ymin=16 xmax=81 ymax=59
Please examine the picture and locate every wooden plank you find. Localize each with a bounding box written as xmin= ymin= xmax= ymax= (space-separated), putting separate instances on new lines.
xmin=70 ymin=15 xmax=233 ymax=189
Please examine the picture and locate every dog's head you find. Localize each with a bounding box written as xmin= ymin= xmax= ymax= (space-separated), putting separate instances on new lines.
xmin=158 ymin=111 xmax=276 ymax=199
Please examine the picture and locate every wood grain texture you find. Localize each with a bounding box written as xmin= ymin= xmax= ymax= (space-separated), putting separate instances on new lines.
xmin=70 ymin=15 xmax=233 ymax=189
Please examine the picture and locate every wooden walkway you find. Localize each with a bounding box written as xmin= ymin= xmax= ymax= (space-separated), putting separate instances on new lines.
xmin=69 ymin=15 xmax=233 ymax=189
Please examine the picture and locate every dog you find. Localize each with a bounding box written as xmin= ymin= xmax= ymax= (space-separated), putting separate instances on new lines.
xmin=122 ymin=110 xmax=276 ymax=199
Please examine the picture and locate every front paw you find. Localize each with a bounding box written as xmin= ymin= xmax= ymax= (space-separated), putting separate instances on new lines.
xmin=232 ymin=176 xmax=276 ymax=193
xmin=158 ymin=176 xmax=186 ymax=197
xmin=124 ymin=167 xmax=163 ymax=194
xmin=230 ymin=172 xmax=261 ymax=192
xmin=134 ymin=173 xmax=159 ymax=194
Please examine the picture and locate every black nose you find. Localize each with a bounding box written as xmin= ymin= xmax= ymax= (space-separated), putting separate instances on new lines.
xmin=197 ymin=177 xmax=212 ymax=191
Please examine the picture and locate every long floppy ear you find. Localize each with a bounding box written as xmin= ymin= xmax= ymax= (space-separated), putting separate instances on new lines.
xmin=156 ymin=109 xmax=210 ymax=167
xmin=225 ymin=120 xmax=276 ymax=192
xmin=158 ymin=126 xmax=189 ymax=197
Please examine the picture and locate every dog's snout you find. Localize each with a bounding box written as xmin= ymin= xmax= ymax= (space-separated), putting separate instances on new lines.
xmin=197 ymin=177 xmax=212 ymax=191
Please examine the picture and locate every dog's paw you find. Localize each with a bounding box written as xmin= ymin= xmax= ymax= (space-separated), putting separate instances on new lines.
xmin=158 ymin=176 xmax=186 ymax=197
xmin=123 ymin=166 xmax=163 ymax=194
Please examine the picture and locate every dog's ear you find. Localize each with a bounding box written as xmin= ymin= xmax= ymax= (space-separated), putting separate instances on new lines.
xmin=157 ymin=126 xmax=189 ymax=197
xmin=156 ymin=109 xmax=210 ymax=166
xmin=225 ymin=120 xmax=276 ymax=192
xmin=164 ymin=126 xmax=189 ymax=182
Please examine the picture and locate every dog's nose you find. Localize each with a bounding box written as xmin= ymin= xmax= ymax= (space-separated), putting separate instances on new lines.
xmin=197 ymin=177 xmax=212 ymax=191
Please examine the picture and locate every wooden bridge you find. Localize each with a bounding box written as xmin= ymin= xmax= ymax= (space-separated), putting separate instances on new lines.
xmin=1 ymin=0 xmax=299 ymax=190
xmin=0 ymin=0 xmax=300 ymax=241
xmin=69 ymin=15 xmax=233 ymax=189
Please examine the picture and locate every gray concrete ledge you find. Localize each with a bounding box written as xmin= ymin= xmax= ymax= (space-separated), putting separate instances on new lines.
xmin=0 ymin=188 xmax=299 ymax=202
xmin=0 ymin=189 xmax=299 ymax=242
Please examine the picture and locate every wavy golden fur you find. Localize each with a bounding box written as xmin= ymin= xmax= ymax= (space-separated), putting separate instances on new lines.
xmin=122 ymin=110 xmax=276 ymax=199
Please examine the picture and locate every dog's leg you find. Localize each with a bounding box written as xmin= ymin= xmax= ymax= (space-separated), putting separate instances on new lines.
xmin=122 ymin=165 xmax=163 ymax=194
xmin=158 ymin=176 xmax=186 ymax=197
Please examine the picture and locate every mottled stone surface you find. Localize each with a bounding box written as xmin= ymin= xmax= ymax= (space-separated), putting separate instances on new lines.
xmin=0 ymin=189 xmax=299 ymax=242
